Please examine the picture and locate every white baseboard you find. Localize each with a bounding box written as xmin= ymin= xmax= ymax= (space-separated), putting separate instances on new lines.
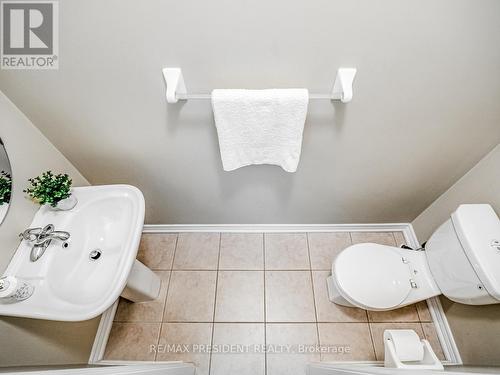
xmin=142 ymin=223 xmax=411 ymax=233
xmin=90 ymin=223 xmax=462 ymax=366
xmin=427 ymin=296 xmax=462 ymax=365
xmin=88 ymin=299 xmax=119 ymax=364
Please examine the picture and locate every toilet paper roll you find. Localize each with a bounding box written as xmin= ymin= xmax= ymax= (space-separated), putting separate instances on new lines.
xmin=384 ymin=329 xmax=424 ymax=362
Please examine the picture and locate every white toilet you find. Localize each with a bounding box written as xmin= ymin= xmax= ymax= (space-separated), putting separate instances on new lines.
xmin=327 ymin=204 xmax=500 ymax=310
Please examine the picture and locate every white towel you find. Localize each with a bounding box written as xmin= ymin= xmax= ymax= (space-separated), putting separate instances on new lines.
xmin=211 ymin=89 xmax=309 ymax=172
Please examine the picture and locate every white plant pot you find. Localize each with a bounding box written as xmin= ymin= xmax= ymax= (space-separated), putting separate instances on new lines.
xmin=54 ymin=195 xmax=78 ymax=211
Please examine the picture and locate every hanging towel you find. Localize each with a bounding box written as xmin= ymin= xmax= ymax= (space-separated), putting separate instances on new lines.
xmin=211 ymin=89 xmax=309 ymax=173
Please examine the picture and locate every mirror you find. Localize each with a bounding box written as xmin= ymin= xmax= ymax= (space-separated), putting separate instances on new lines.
xmin=0 ymin=138 xmax=12 ymax=225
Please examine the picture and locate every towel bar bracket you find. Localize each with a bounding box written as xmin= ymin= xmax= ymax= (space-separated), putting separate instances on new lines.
xmin=331 ymin=68 xmax=357 ymax=103
xmin=162 ymin=68 xmax=187 ymax=103
xmin=162 ymin=67 xmax=356 ymax=104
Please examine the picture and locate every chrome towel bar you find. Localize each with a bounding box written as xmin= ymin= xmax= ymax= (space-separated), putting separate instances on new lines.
xmin=162 ymin=67 xmax=357 ymax=104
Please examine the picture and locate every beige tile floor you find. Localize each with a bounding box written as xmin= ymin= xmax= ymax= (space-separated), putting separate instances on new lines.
xmin=104 ymin=231 xmax=445 ymax=375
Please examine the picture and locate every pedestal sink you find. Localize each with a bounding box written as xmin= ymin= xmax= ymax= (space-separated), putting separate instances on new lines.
xmin=0 ymin=185 xmax=160 ymax=321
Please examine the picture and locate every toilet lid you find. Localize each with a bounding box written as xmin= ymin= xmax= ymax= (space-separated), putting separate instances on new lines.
xmin=333 ymin=243 xmax=412 ymax=310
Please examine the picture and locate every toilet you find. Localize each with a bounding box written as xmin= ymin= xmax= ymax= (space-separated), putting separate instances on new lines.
xmin=327 ymin=204 xmax=500 ymax=310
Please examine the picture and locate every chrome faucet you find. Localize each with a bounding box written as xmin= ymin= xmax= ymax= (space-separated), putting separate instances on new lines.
xmin=19 ymin=224 xmax=71 ymax=262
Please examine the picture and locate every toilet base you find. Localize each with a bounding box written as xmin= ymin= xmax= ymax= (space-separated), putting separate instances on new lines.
xmin=326 ymin=275 xmax=356 ymax=308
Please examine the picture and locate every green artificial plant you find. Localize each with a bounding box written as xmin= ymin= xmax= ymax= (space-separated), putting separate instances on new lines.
xmin=24 ymin=171 xmax=72 ymax=207
xmin=0 ymin=171 xmax=11 ymax=205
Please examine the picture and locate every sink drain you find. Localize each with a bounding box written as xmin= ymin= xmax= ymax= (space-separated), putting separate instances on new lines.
xmin=89 ymin=249 xmax=102 ymax=261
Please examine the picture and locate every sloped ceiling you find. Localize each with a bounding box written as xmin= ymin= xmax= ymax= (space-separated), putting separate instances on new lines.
xmin=1 ymin=0 xmax=499 ymax=224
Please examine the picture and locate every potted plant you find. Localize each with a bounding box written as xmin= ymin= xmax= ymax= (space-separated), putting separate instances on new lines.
xmin=0 ymin=171 xmax=11 ymax=206
xmin=24 ymin=171 xmax=76 ymax=210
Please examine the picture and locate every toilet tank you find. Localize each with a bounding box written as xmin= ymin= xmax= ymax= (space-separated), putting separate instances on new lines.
xmin=426 ymin=204 xmax=500 ymax=305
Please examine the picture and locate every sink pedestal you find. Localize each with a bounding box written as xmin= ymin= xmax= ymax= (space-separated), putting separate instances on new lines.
xmin=122 ymin=260 xmax=161 ymax=302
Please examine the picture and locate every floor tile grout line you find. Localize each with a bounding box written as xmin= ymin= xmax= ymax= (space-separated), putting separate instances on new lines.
xmin=155 ymin=233 xmax=179 ymax=361
xmin=306 ymin=233 xmax=321 ymax=351
xmin=263 ymin=232 xmax=267 ymax=272
xmin=305 ymin=233 xmax=313 ymax=271
xmin=161 ymin=234 xmax=179 ymax=319
xmin=367 ymin=322 xmax=378 ymax=361
xmin=170 ymin=268 xmax=334 ymax=271
xmin=170 ymin=233 xmax=181 ymax=271
xmin=153 ymin=323 xmax=162 ymax=362
xmin=412 ymin=304 xmax=421 ymax=323
xmin=416 ymin=303 xmax=424 ymax=322
xmin=390 ymin=231 xmax=398 ymax=247
xmin=348 ymin=232 xmax=371 ymax=355
xmin=419 ymin=321 xmax=426 ymax=341
xmin=169 ymin=269 xmax=223 ymax=272
xmin=263 ymin=233 xmax=267 ymax=375
xmin=155 ymin=320 xmax=425 ymax=324
xmin=170 ymin=233 xmax=180 ymax=270
xmin=208 ymin=232 xmax=221 ymax=375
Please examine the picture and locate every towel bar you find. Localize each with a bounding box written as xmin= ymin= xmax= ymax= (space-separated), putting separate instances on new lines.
xmin=162 ymin=67 xmax=357 ymax=104
xmin=178 ymin=93 xmax=334 ymax=100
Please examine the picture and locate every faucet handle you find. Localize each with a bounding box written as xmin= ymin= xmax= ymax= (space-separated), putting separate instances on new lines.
xmin=19 ymin=228 xmax=42 ymax=242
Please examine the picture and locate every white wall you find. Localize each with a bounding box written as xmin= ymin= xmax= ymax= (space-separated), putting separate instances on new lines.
xmin=0 ymin=92 xmax=89 ymax=272
xmin=0 ymin=91 xmax=99 ymax=367
xmin=411 ymin=144 xmax=500 ymax=365
xmin=412 ymin=144 xmax=500 ymax=241
xmin=0 ymin=0 xmax=499 ymax=224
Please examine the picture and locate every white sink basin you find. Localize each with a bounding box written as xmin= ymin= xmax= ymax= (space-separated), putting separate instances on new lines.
xmin=0 ymin=185 xmax=154 ymax=321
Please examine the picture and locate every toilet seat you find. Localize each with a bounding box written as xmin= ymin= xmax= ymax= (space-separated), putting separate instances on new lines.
xmin=333 ymin=243 xmax=413 ymax=310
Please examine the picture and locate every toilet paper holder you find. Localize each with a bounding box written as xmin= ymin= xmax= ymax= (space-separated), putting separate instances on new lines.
xmin=384 ymin=329 xmax=444 ymax=370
